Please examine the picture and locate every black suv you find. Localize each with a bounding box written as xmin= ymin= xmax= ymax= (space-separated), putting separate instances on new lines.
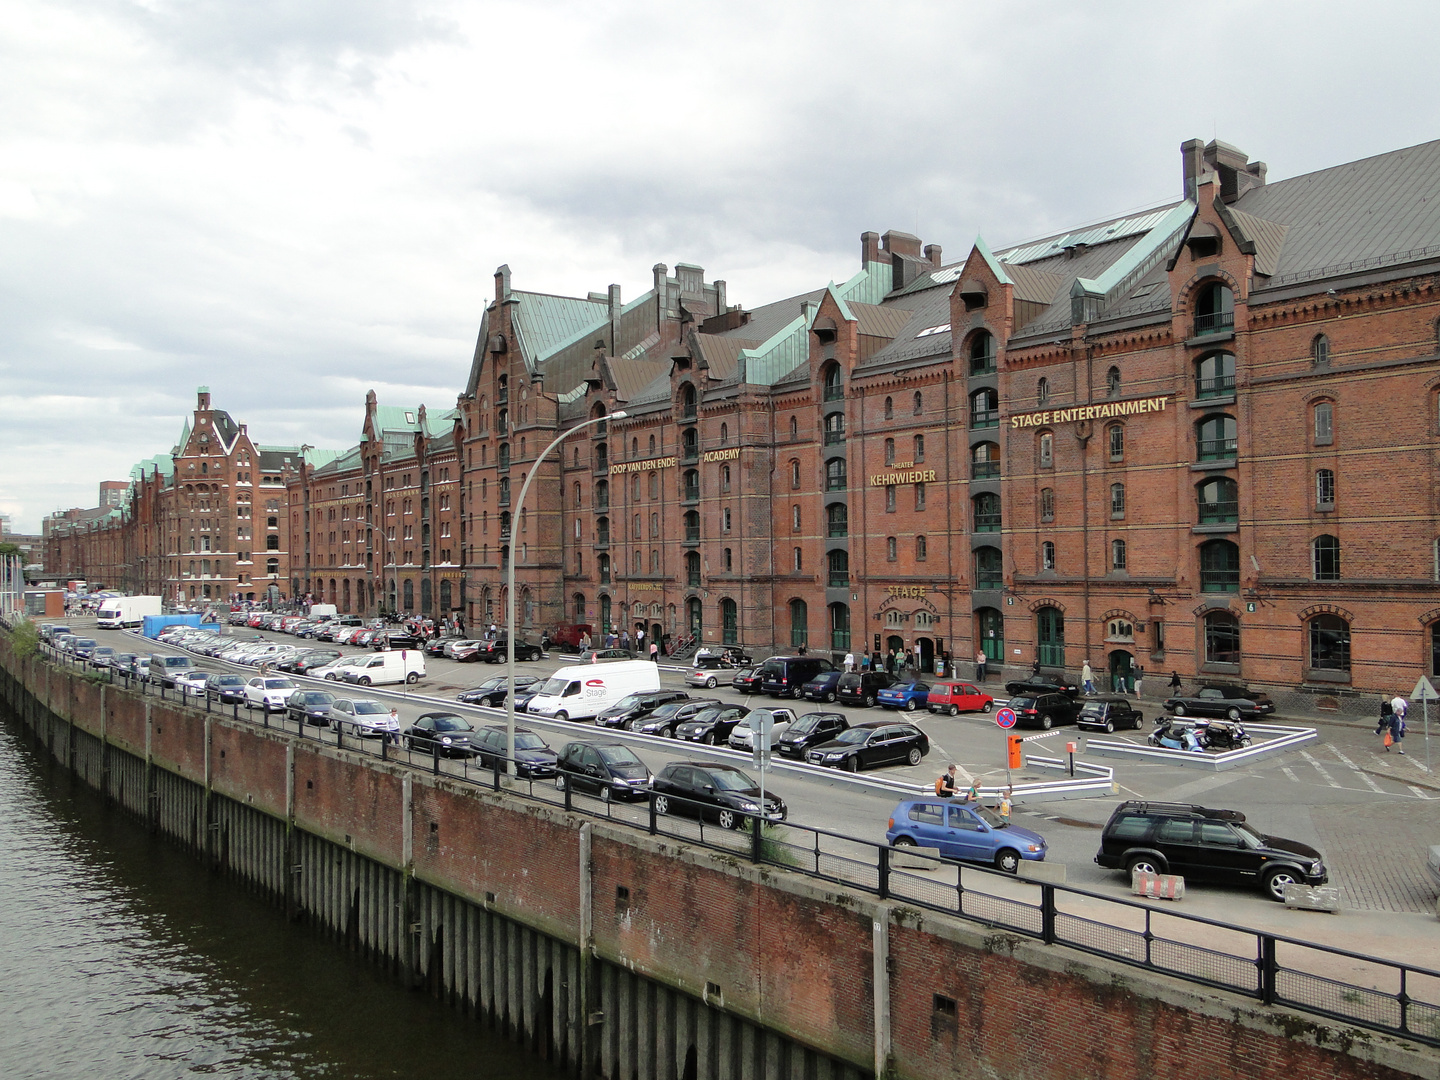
xmin=1095 ymin=801 xmax=1328 ymax=902
xmin=836 ymin=671 xmax=895 ymax=707
xmin=757 ymin=656 xmax=836 ymax=698
xmin=1007 ymin=692 xmax=1083 ymax=729
xmin=1075 ymin=695 xmax=1144 ymax=733
xmin=1164 ymin=684 xmax=1276 ymax=721
xmin=596 ymin=689 xmax=690 ymax=730
xmin=775 ymin=712 xmax=848 ymax=759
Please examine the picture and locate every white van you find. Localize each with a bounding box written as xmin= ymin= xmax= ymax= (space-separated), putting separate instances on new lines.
xmin=526 ymin=660 xmax=661 ymax=722
xmin=340 ymin=649 xmax=426 ymax=686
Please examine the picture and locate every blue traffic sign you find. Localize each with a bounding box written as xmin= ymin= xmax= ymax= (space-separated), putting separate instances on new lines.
xmin=996 ymin=707 xmax=1017 ymax=729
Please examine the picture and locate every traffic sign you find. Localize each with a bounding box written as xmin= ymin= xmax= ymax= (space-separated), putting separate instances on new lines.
xmin=996 ymin=707 xmax=1017 ymax=729
xmin=1412 ymin=676 xmax=1440 ymax=703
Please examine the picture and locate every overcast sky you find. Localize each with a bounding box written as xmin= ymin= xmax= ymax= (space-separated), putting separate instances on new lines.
xmin=3 ymin=1 xmax=1436 ymax=533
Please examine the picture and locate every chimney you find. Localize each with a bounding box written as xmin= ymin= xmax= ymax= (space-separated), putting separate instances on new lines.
xmin=1201 ymin=140 xmax=1266 ymax=204
xmin=861 ymin=231 xmax=882 ymax=265
xmin=924 ymin=244 xmax=943 ymax=268
xmin=1181 ymin=138 xmax=1205 ymax=202
xmin=197 ymin=386 xmax=211 ymax=411
xmin=495 ymin=264 xmax=512 ymax=302
xmin=881 ymin=230 xmax=922 ymax=258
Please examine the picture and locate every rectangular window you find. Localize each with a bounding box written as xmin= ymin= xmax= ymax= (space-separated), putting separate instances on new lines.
xmin=1316 ymin=469 xmax=1335 ymax=507
xmin=1039 ymin=433 xmax=1053 ymax=468
xmin=914 ymin=483 xmax=926 ymax=511
xmin=914 ymin=434 xmax=925 ymax=462
xmin=1314 ymin=403 xmax=1334 ymax=445
xmin=885 ymin=485 xmax=896 ymax=513
xmin=1152 ymin=619 xmax=1165 ymax=654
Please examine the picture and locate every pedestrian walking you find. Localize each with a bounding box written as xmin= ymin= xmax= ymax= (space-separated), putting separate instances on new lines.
xmin=999 ymin=785 xmax=1013 ymax=821
xmin=387 ymin=707 xmax=400 ymax=746
xmin=1030 ymin=658 xmax=1042 ymax=678
xmin=975 ymin=648 xmax=987 ymax=682
xmin=843 ymin=651 xmax=855 ymax=673
xmin=860 ymin=653 xmax=870 ymax=672
xmin=1391 ymin=694 xmax=1409 ymax=755
xmin=649 ymin=641 xmax=659 ymax=663
xmin=935 ymin=764 xmax=959 ymax=798
xmin=636 ymin=628 xmax=646 ymax=653
xmin=1134 ymin=666 xmax=1144 ymax=698
xmin=1081 ymin=660 xmax=1095 ymax=696
xmin=1168 ymin=671 xmax=1182 ymax=693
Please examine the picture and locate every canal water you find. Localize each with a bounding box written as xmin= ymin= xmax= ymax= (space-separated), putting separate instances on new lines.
xmin=0 ymin=706 xmax=561 ymax=1080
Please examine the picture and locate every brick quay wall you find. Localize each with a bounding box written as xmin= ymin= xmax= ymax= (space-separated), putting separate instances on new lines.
xmin=0 ymin=633 xmax=1431 ymax=1080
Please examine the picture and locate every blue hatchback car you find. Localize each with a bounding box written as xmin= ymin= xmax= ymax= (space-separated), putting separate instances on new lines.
xmin=885 ymin=799 xmax=1048 ymax=873
xmin=876 ymin=679 xmax=931 ymax=712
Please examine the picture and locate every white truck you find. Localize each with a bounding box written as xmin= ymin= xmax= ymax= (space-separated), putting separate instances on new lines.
xmin=308 ymin=603 xmax=338 ymax=620
xmin=96 ymin=595 xmax=163 ymax=630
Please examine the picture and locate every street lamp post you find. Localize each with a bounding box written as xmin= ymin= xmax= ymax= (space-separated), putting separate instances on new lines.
xmin=506 ymin=410 xmax=627 ymax=773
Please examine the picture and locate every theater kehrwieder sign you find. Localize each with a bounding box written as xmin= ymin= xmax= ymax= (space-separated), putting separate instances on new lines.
xmin=1008 ymin=395 xmax=1171 ymax=429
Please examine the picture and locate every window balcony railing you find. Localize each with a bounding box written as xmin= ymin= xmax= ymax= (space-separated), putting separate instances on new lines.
xmin=1197 ymin=500 xmax=1239 ymax=524
xmin=973 ymin=513 xmax=1002 ymax=533
xmin=599 ymin=570 xmax=611 ymax=585
xmin=823 ymin=430 xmax=846 ymax=446
xmin=684 ymin=527 xmax=700 ymax=544
xmin=681 ymin=445 xmax=699 ymax=464
xmin=687 ymin=571 xmax=700 ymax=588
xmin=1196 ymin=375 xmax=1236 ymax=398
xmin=595 ymin=531 xmax=610 ymax=547
xmin=499 ymin=527 xmax=511 ymax=541
xmin=683 ymin=484 xmax=700 ymax=503
xmin=975 ymin=570 xmax=1003 ymax=590
xmin=1197 ymin=438 xmax=1238 ymax=461
xmin=498 ymin=493 xmax=510 ymax=507
xmin=823 ymin=384 xmax=844 ymax=402
xmin=681 ymin=405 xmax=697 ymax=421
xmin=826 ymin=476 xmax=847 ymax=492
xmin=596 ymin=495 xmax=609 ymax=511
xmin=828 ymin=571 xmax=850 ymax=588
xmin=1200 ymin=569 xmax=1240 ymax=592
xmin=1193 ymin=310 xmax=1235 ymax=336
xmin=971 ymin=461 xmax=1000 ymax=480
xmin=830 ymin=629 xmax=851 ymax=651
xmin=970 ymin=357 xmax=997 ymax=376
xmin=827 ymin=522 xmax=848 ymax=539
xmin=970 ymin=410 xmax=999 ymax=429
xmin=496 ymin=387 xmax=508 ymax=404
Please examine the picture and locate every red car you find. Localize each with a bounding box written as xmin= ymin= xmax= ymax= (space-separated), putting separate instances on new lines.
xmin=925 ymin=680 xmax=994 ymax=716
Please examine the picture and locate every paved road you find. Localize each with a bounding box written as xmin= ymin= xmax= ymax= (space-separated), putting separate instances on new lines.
xmin=67 ymin=621 xmax=1440 ymax=934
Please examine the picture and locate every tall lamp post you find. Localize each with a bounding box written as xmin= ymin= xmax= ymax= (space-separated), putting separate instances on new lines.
xmin=507 ymin=409 xmax=627 ymax=772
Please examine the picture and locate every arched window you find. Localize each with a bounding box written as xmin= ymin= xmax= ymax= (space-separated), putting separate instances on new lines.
xmin=975 ymin=546 xmax=1002 ymax=588
xmin=648 ymin=472 xmax=659 ymax=499
xmin=1194 ymin=280 xmax=1234 ymax=336
xmin=1196 ymin=351 xmax=1235 ymax=398
xmin=594 ymin=479 xmax=608 ymax=510
xmin=681 ymin=427 xmax=698 ymax=459
xmin=632 ymin=513 xmax=642 ymax=540
xmin=632 ymin=475 xmax=641 ymax=501
xmin=498 ymin=476 xmax=511 ymax=505
xmin=1110 ymin=482 xmax=1126 ymax=518
xmin=913 ymin=434 xmax=925 ymax=462
xmin=1111 ymin=539 xmax=1127 ymax=570
xmin=573 ymin=593 xmax=587 ymax=621
xmin=825 ymin=457 xmax=847 ymax=491
xmin=650 ymin=511 xmax=660 ymax=538
xmin=266 ymin=535 xmax=280 ymax=550
xmin=632 ymin=549 xmax=642 ymax=574
xmin=648 ymin=435 xmax=656 ymax=455
xmin=683 ymin=510 xmax=700 ymax=542
xmin=1200 ymin=539 xmax=1240 ymax=592
xmin=720 ymin=422 xmax=728 ymax=444
xmin=1314 ymin=401 xmax=1334 ymax=445
xmin=826 ymin=502 xmax=848 ymax=538
xmin=973 ymin=492 xmax=1001 ymax=532
xmin=789 ymin=459 xmax=801 ymax=489
xmin=916 ymin=535 xmax=927 ymax=560
xmin=970 ymin=388 xmax=998 ymax=428
xmin=1106 ymin=366 xmax=1121 ymax=398
xmin=823 ymin=412 xmax=845 ymax=445
xmin=886 ymin=536 xmax=897 ymax=561
xmin=822 ymin=363 xmax=843 ymax=402
xmin=1038 ymin=431 xmax=1053 ymax=468
xmin=1313 ymin=535 xmax=1341 ymax=580
xmin=685 ymin=551 xmax=700 ymax=587
xmin=972 ymin=442 xmax=1000 ymax=480
xmin=1204 ymin=611 xmax=1241 ymax=665
xmin=1196 ymin=414 xmax=1237 ymax=461
xmin=595 ymin=516 xmax=610 ymax=545
xmin=1107 ymin=424 xmax=1124 ymax=461
xmin=720 ymin=598 xmax=738 ymax=645
xmin=1040 ymin=488 xmax=1055 ymax=522
xmin=498 ymin=442 xmax=510 ymax=470
xmin=913 ymin=391 xmax=923 ymax=415
xmin=1036 ymin=377 xmax=1049 ymax=405
xmin=1309 ymin=614 xmax=1350 ymax=672
xmin=631 ymin=437 xmax=638 ymax=458
xmin=686 ymin=596 xmax=703 ymax=636
xmin=680 ymin=383 xmax=697 ymax=419
xmin=1036 ymin=606 xmax=1064 ymax=667
xmin=574 ymin=481 xmax=583 ymax=508
xmin=1197 ymin=476 xmax=1238 ymax=523
xmin=883 ymin=396 xmax=894 ymax=419
xmin=683 ymin=469 xmax=699 ymax=501
xmin=884 ymin=437 xmax=895 ymax=465
xmin=789 ymin=599 xmax=808 ymax=648
xmin=969 ymin=332 xmax=996 ymax=375
xmin=599 ymin=594 xmax=612 ymax=632
xmin=403 ymin=578 xmax=414 ymax=610
xmin=827 ymin=549 xmax=849 ymax=587
xmin=829 ymin=602 xmax=851 ymax=650
xmin=1040 ymin=541 xmax=1055 ymax=571
xmin=792 ymin=504 xmax=801 ymax=530
xmin=1312 ymin=334 xmax=1330 ymax=367
xmin=1316 ymin=469 xmax=1335 ymax=508
xmin=789 ymin=415 xmax=799 ymax=439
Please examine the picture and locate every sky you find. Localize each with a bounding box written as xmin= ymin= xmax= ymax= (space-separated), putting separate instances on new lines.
xmin=3 ymin=0 xmax=1438 ymax=533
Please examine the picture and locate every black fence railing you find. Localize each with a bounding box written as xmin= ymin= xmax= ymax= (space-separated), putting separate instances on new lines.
xmin=25 ymin=637 xmax=1440 ymax=1050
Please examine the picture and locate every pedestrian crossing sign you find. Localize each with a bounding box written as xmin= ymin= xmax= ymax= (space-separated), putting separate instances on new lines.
xmin=1411 ymin=676 xmax=1440 ymax=702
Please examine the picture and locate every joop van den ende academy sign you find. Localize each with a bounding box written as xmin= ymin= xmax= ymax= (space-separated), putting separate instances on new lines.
xmin=1008 ymin=395 xmax=1170 ymax=429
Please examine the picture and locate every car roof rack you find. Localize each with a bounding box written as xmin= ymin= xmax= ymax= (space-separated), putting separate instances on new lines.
xmin=1117 ymin=800 xmax=1246 ymax=822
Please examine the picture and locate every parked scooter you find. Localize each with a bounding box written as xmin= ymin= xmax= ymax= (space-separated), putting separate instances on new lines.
xmin=1149 ymin=717 xmax=1204 ymax=752
xmin=1195 ymin=718 xmax=1252 ymax=750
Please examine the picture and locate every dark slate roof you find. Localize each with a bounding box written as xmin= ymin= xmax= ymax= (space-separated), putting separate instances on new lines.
xmin=712 ymin=289 xmax=824 ymax=343
xmin=691 ymin=333 xmax=760 ymax=382
xmin=257 ymin=446 xmax=300 ymax=472
xmin=857 ymin=288 xmax=957 ymax=369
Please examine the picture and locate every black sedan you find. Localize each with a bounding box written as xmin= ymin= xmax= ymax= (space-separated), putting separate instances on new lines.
xmin=805 ymin=722 xmax=930 ymax=771
xmin=775 ymin=712 xmax=849 ymax=759
xmin=403 ymin=712 xmax=478 ymax=757
xmin=652 ymin=762 xmax=787 ymax=830
xmin=204 ymin=673 xmax=249 ymax=704
xmin=1004 ymin=675 xmax=1081 ymax=698
xmin=476 ymin=638 xmax=544 ymax=663
xmin=1007 ymin=693 xmax=1084 ymax=730
xmin=555 ymin=741 xmax=653 ymax=801
xmin=277 ymin=649 xmax=342 ymax=675
xmin=455 ymin=674 xmax=541 ymax=707
xmin=732 ymin=667 xmax=763 ymax=693
xmin=674 ymin=704 xmax=751 ymax=745
xmin=1076 ymin=695 xmax=1144 ymax=733
xmin=375 ymin=631 xmax=424 ymax=651
xmin=472 ymin=725 xmax=558 ymax=778
xmin=628 ymin=698 xmax=721 ymax=738
xmin=597 ymin=689 xmax=690 ymax=730
xmin=1164 ymin=684 xmax=1276 ymax=721
xmin=286 ymin=689 xmax=338 ymax=724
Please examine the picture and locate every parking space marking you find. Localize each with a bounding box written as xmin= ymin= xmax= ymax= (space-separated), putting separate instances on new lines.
xmin=1408 ymin=785 xmax=1433 ymax=800
xmin=1281 ymin=765 xmax=1300 ymax=783
xmin=1299 ymin=749 xmax=1342 ymax=788
xmin=1328 ymin=747 xmax=1387 ymax=793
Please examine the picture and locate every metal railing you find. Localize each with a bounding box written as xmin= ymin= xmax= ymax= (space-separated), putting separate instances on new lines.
xmin=1196 ymin=374 xmax=1236 ymax=398
xmin=970 ymin=409 xmax=999 ymax=429
xmin=971 ymin=461 xmax=1000 ymax=480
xmin=1200 ymin=569 xmax=1240 ymax=592
xmin=1197 ymin=438 xmax=1238 ymax=461
xmin=1193 ymin=310 xmax=1235 ymax=335
xmin=973 ymin=512 xmax=1002 ymax=532
xmin=1198 ymin=500 xmax=1239 ymax=524
xmin=27 ymin=638 xmax=1440 ymax=1050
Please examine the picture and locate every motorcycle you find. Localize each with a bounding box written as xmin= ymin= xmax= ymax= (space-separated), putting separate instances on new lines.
xmin=1149 ymin=717 xmax=1204 ymax=752
xmin=1196 ymin=718 xmax=1251 ymax=750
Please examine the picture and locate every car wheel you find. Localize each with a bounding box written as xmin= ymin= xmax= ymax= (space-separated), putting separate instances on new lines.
xmin=717 ymin=809 xmax=739 ymax=830
xmin=407 ymin=672 xmax=420 ymax=685
xmin=825 ymin=692 xmax=836 ymax=704
xmin=844 ymin=756 xmax=859 ymax=773
xmin=892 ymin=836 xmax=917 ymax=848
xmin=1126 ymin=855 xmax=1163 ymax=878
xmin=1264 ymin=868 xmax=1301 ymax=902
xmin=555 ymin=711 xmax=568 ymax=722
xmin=948 ymin=705 xmax=959 ymax=717
xmin=1226 ymin=706 xmax=1242 ymax=721
xmin=1103 ymin=720 xmax=1115 ymax=733
xmin=1173 ymin=704 xmax=1186 ymax=717
xmin=864 ymin=694 xmax=877 ymax=707
xmin=995 ymin=849 xmax=1021 ymax=874
xmin=706 ymin=677 xmax=718 ymax=689
xmin=662 ymin=728 xmax=676 ymax=739
xmin=653 ymin=794 xmax=670 ymax=816
xmin=1039 ymin=714 xmax=1054 ymax=730
xmin=555 ymin=773 xmax=567 ymax=792
xmin=905 ymin=699 xmax=918 ymax=712
xmin=325 ymin=673 xmax=337 ymax=681
xmin=906 ymin=747 xmax=922 ymax=766
xmin=703 ymin=732 xmax=715 ymax=745
xmin=981 ymin=701 xmax=993 ymax=713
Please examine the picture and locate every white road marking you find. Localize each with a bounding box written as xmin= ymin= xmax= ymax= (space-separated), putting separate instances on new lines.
xmin=1328 ymin=747 xmax=1386 ymax=793
xmin=1281 ymin=766 xmax=1299 ymax=782
xmin=1408 ymin=785 xmax=1432 ymax=800
xmin=1299 ymin=749 xmax=1342 ymax=788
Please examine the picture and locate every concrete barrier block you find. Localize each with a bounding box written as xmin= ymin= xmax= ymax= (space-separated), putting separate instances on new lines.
xmin=892 ymin=845 xmax=945 ymax=870
xmin=1017 ymin=860 xmax=1066 ymax=884
xmin=1131 ymin=871 xmax=1184 ymax=900
xmin=1283 ymin=884 xmax=1341 ymax=912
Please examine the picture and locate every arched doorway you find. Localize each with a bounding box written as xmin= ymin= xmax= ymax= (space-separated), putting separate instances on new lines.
xmin=885 ymin=634 xmax=905 ymax=672
xmin=1108 ymin=649 xmax=1135 ymax=693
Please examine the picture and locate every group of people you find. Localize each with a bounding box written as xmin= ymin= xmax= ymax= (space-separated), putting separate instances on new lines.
xmin=934 ymin=764 xmax=1012 ymax=819
xmin=841 ymin=649 xmax=918 ymax=675
xmin=1079 ymin=659 xmax=1147 ymax=697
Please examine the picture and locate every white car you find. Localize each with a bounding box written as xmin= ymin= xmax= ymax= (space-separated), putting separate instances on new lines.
xmin=313 ymin=656 xmax=371 ymax=681
xmin=175 ymin=670 xmax=211 ymax=697
xmin=327 ymin=698 xmax=399 ymax=738
xmin=243 ymin=676 xmax=299 ymax=712
xmin=726 ymin=707 xmax=798 ymax=751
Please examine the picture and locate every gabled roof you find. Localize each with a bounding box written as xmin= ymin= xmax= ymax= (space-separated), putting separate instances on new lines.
xmin=511 ymin=290 xmax=610 ymax=371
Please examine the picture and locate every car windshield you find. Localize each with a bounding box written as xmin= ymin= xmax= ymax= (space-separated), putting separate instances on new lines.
xmin=426 ymin=716 xmax=472 ymax=732
xmin=789 ymin=714 xmax=830 ymax=734
xmin=1010 ymin=697 xmax=1039 ymax=709
xmin=972 ymin=805 xmax=1008 ymax=828
xmin=217 ymin=676 xmax=244 ymax=686
xmin=301 ymin=693 xmax=333 ymax=704
xmin=1078 ymin=702 xmax=1107 ymax=715
xmin=537 ymin=677 xmax=569 ymax=696
xmin=611 ymin=694 xmax=644 ymax=710
xmin=262 ymin=679 xmax=294 ymax=689
xmin=353 ymin=702 xmax=388 ymax=715
xmin=596 ymin=745 xmax=642 ymax=766
xmin=513 ymin=733 xmax=547 ymax=751
xmin=688 ymin=707 xmax=730 ymax=724
xmin=833 ymin=727 xmax=873 ymax=745
xmin=652 ymin=703 xmax=687 ymax=719
xmin=707 ymin=768 xmax=756 ymax=792
xmin=1232 ymin=820 xmax=1265 ymax=847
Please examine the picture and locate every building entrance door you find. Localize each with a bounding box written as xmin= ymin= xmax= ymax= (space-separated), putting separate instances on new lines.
xmin=1108 ymin=650 xmax=1134 ymax=693
xmin=916 ymin=637 xmax=934 ymax=673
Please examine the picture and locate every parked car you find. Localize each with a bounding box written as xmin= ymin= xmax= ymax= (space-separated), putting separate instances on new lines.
xmin=805 ymin=722 xmax=930 ymax=772
xmin=800 ymin=670 xmax=844 ymax=704
xmin=204 ymin=673 xmax=248 ymax=703
xmin=1076 ymin=695 xmax=1144 ymax=733
xmin=1094 ymin=801 xmax=1327 ymax=902
xmin=1163 ymin=684 xmax=1276 ymax=721
xmin=90 ymin=646 xmax=118 ymax=668
xmin=244 ymin=676 xmax=299 ymax=713
xmin=403 ymin=712 xmax=478 ymax=757
xmin=555 ymin=741 xmax=653 ymax=801
xmin=450 ymin=640 xmax=486 ymax=662
xmin=652 ymin=762 xmax=787 ymax=829
xmin=1004 ymin=674 xmax=1081 ymax=698
xmin=72 ymin=638 xmax=99 ymax=659
xmin=886 ymin=799 xmax=1047 ymax=874
xmin=286 ymin=689 xmax=338 ymax=724
xmin=876 ymin=679 xmax=931 ymax=712
xmin=327 ymin=698 xmax=399 ymax=738
xmin=674 ymin=704 xmax=751 ymax=745
xmin=472 ymin=638 xmax=543 ymax=662
xmin=686 ymin=657 xmax=737 ymax=689
xmin=836 ymin=671 xmax=895 ymax=708
xmin=175 ymin=670 xmax=211 ymax=697
xmin=455 ymin=674 xmax=542 ymax=707
xmin=631 ymin=698 xmax=723 ymax=738
xmin=732 ymin=667 xmax=764 ymax=694
xmin=726 ymin=708 xmax=797 ymax=751
xmin=1007 ymin=692 xmax=1084 ymax=730
xmin=471 ymin=725 xmax=558 ymax=777
xmin=596 ymin=689 xmax=690 ymax=730
xmin=577 ymin=648 xmax=634 ymax=662
xmin=775 ymin=712 xmax=849 ymax=759
xmin=277 ymin=649 xmax=343 ymax=675
xmin=925 ymin=681 xmax=994 ymax=716
xmin=444 ymin=638 xmax=486 ymax=659
xmin=375 ymin=631 xmax=423 ymax=651
xmin=756 ymin=655 xmax=836 ymax=698
xmin=425 ymin=636 xmax=465 ymax=657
